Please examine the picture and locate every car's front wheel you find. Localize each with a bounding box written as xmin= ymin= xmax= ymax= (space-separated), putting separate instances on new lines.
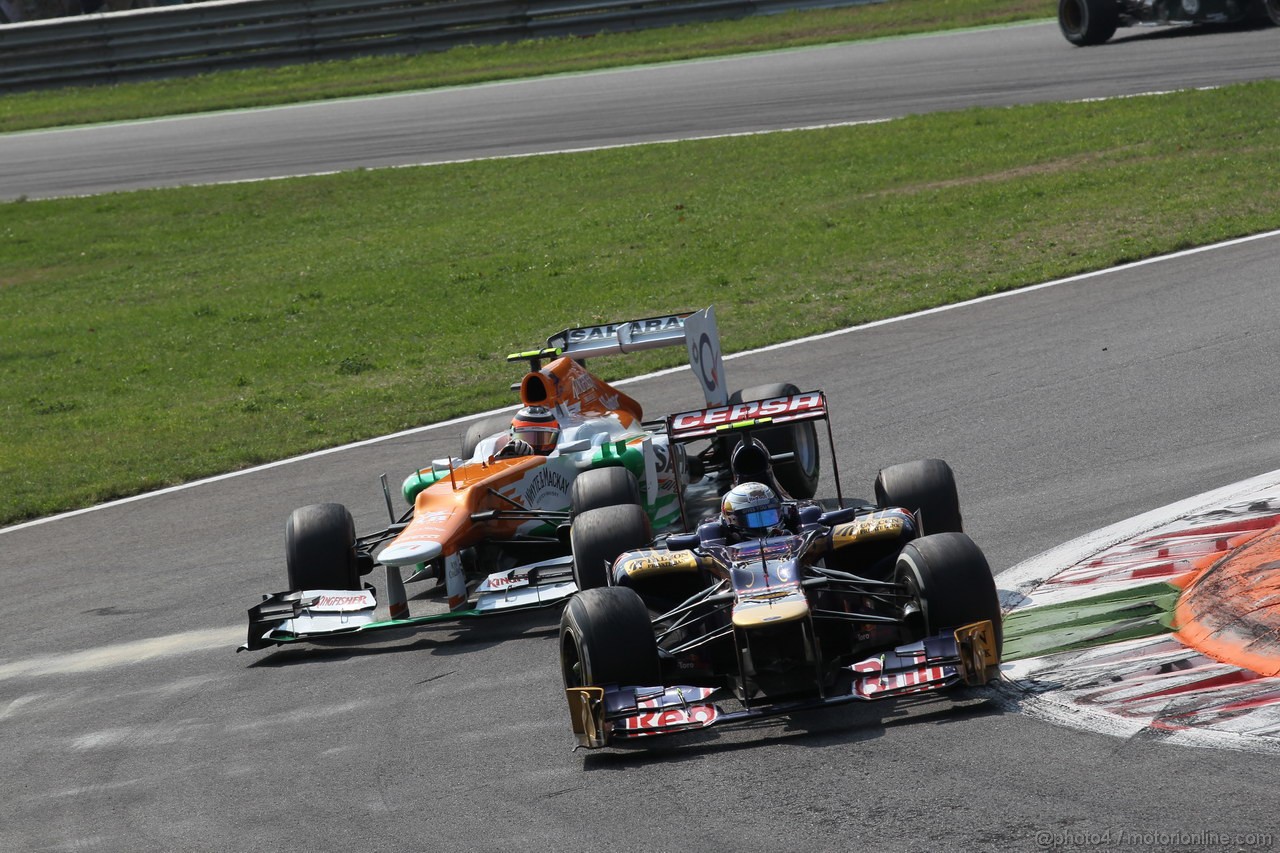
xmin=560 ymin=587 xmax=661 ymax=690
xmin=894 ymin=532 xmax=1002 ymax=652
xmin=875 ymin=458 xmax=963 ymax=535
xmin=285 ymin=503 xmax=359 ymax=591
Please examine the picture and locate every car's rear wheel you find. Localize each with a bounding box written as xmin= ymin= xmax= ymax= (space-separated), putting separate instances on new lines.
xmin=875 ymin=458 xmax=963 ymax=535
xmin=285 ymin=503 xmax=359 ymax=591
xmin=726 ymin=382 xmax=820 ymax=499
xmin=570 ymin=504 xmax=652 ymax=590
xmin=1058 ymin=0 xmax=1118 ymax=45
xmin=895 ymin=532 xmax=1002 ymax=652
xmin=560 ymin=587 xmax=660 ymax=689
xmin=571 ymin=466 xmax=643 ymax=516
xmin=1265 ymin=0 xmax=1280 ymax=25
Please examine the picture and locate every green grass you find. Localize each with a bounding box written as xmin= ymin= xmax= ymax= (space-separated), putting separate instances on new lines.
xmin=3 ymin=81 xmax=1278 ymax=525
xmin=0 ymin=0 xmax=1053 ymax=133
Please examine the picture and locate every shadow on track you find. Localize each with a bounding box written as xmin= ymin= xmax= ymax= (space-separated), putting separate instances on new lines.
xmin=577 ymin=689 xmax=1005 ymax=770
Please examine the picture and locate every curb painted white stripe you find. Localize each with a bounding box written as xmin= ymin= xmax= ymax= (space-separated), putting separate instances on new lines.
xmin=5 ymin=228 xmax=1279 ymax=537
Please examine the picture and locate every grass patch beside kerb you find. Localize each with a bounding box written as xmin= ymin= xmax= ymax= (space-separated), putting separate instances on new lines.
xmin=2 ymin=81 xmax=1278 ymax=525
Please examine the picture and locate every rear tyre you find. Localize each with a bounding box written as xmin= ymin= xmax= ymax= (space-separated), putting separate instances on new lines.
xmin=570 ymin=504 xmax=652 ymax=590
xmin=726 ymin=382 xmax=820 ymax=499
xmin=460 ymin=412 xmax=516 ymax=459
xmin=571 ymin=466 xmax=643 ymax=516
xmin=1058 ymin=0 xmax=1118 ymax=45
xmin=560 ymin=587 xmax=660 ymax=689
xmin=875 ymin=459 xmax=963 ymax=535
xmin=895 ymin=532 xmax=1002 ymax=651
xmin=285 ymin=503 xmax=359 ymax=591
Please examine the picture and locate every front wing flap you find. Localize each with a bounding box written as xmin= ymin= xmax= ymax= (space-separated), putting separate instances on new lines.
xmin=567 ymin=620 xmax=1001 ymax=747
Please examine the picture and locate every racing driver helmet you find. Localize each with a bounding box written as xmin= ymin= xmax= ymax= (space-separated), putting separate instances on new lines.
xmin=721 ymin=482 xmax=783 ymax=537
xmin=509 ymin=406 xmax=560 ymax=455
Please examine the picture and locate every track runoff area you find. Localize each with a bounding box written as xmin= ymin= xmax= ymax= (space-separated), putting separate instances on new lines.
xmin=5 ymin=230 xmax=1280 ymax=753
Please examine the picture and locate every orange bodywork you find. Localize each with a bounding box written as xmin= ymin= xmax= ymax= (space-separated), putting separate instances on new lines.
xmin=520 ymin=356 xmax=643 ymax=427
xmin=390 ymin=455 xmax=548 ymax=557
xmin=384 ymin=355 xmax=645 ymax=562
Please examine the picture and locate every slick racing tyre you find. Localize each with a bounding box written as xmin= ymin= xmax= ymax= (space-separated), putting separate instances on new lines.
xmin=285 ymin=503 xmax=360 ymax=591
xmin=875 ymin=458 xmax=963 ymax=535
xmin=460 ymin=412 xmax=518 ymax=459
xmin=1058 ymin=0 xmax=1118 ymax=45
xmin=570 ymin=504 xmax=652 ymax=591
xmin=561 ymin=587 xmax=661 ymax=689
xmin=725 ymin=382 xmax=820 ymax=499
xmin=571 ymin=466 xmax=643 ymax=516
xmin=895 ymin=532 xmax=1002 ymax=651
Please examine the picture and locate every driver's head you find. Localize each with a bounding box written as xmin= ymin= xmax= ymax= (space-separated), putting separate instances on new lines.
xmin=510 ymin=406 xmax=560 ymax=455
xmin=721 ymin=482 xmax=782 ymax=536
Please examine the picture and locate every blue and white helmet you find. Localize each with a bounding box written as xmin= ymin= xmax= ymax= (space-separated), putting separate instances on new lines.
xmin=721 ymin=482 xmax=782 ymax=535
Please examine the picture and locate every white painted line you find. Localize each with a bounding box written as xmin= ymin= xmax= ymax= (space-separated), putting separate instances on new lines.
xmin=5 ymin=227 xmax=1279 ymax=536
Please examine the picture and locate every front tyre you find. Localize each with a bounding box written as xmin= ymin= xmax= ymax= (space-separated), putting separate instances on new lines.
xmin=285 ymin=503 xmax=359 ymax=591
xmin=875 ymin=458 xmax=963 ymax=535
xmin=560 ymin=587 xmax=661 ymax=690
xmin=1058 ymin=0 xmax=1118 ymax=44
xmin=895 ymin=532 xmax=1002 ymax=652
xmin=570 ymin=504 xmax=652 ymax=590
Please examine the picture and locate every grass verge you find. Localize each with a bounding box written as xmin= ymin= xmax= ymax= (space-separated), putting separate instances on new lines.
xmin=0 ymin=0 xmax=1052 ymax=133
xmin=2 ymin=80 xmax=1278 ymax=525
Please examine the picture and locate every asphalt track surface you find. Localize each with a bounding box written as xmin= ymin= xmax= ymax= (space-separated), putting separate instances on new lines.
xmin=4 ymin=21 xmax=1280 ymax=853
xmin=1 ymin=20 xmax=1279 ymax=200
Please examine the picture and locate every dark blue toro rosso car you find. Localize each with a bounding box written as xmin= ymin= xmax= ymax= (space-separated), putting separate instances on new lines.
xmin=558 ymin=394 xmax=1003 ymax=749
xmin=1059 ymin=0 xmax=1278 ymax=45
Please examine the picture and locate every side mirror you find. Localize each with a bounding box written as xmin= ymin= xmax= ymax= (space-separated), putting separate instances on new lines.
xmin=818 ymin=506 xmax=860 ymax=526
xmin=666 ymin=532 xmax=701 ymax=551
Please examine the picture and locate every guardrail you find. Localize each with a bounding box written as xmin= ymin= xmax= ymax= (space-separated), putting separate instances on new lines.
xmin=0 ymin=0 xmax=874 ymax=93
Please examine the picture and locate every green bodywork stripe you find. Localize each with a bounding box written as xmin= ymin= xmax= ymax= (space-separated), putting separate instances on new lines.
xmin=1001 ymin=581 xmax=1182 ymax=662
xmin=402 ymin=468 xmax=447 ymax=504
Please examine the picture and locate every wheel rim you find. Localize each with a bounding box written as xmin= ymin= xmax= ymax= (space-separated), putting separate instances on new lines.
xmin=1062 ymin=0 xmax=1086 ymax=33
xmin=562 ymin=632 xmax=586 ymax=688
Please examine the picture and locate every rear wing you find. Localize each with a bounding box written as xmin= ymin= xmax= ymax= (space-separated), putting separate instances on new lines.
xmin=664 ymin=390 xmax=845 ymax=527
xmin=507 ymin=307 xmax=728 ymax=407
xmin=665 ymin=390 xmax=829 ymax=441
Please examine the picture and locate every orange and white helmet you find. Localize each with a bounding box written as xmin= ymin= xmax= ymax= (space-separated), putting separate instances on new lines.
xmin=721 ymin=482 xmax=782 ymax=535
xmin=510 ymin=406 xmax=560 ymax=455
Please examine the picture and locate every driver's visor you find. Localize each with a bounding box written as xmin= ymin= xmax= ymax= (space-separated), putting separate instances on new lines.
xmin=512 ymin=426 xmax=558 ymax=452
xmin=741 ymin=507 xmax=781 ymax=530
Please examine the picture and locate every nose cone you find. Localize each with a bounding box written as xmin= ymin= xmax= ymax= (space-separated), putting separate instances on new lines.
xmin=378 ymin=539 xmax=444 ymax=567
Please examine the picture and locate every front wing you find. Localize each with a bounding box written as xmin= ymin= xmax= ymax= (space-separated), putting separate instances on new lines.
xmin=240 ymin=555 xmax=576 ymax=652
xmin=566 ymin=620 xmax=999 ymax=748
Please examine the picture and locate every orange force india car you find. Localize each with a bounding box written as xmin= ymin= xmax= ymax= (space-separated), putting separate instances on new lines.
xmin=558 ymin=398 xmax=1003 ymax=748
xmin=240 ymin=308 xmax=821 ymax=652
